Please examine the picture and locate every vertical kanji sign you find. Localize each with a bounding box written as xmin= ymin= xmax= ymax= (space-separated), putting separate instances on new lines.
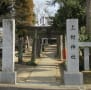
xmin=66 ymin=19 xmax=79 ymax=72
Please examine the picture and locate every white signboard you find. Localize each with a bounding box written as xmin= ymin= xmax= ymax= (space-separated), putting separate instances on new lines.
xmin=66 ymin=19 xmax=79 ymax=72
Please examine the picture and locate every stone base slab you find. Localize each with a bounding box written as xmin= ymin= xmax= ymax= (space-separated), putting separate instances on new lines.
xmin=0 ymin=72 xmax=16 ymax=84
xmin=64 ymin=71 xmax=83 ymax=85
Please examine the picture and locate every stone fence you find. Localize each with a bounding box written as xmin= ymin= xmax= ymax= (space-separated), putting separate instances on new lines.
xmin=79 ymin=42 xmax=91 ymax=71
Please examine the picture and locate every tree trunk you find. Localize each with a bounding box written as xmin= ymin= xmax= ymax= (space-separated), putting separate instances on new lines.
xmin=36 ymin=37 xmax=41 ymax=58
xmin=86 ymin=0 xmax=91 ymax=35
xmin=86 ymin=0 xmax=91 ymax=59
xmin=56 ymin=35 xmax=61 ymax=59
xmin=18 ymin=36 xmax=23 ymax=64
xmin=23 ymin=36 xmax=26 ymax=53
xmin=29 ymin=30 xmax=37 ymax=65
xmin=62 ymin=34 xmax=66 ymax=60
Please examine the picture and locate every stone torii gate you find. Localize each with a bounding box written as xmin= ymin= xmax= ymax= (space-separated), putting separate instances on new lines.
xmin=17 ymin=25 xmax=62 ymax=58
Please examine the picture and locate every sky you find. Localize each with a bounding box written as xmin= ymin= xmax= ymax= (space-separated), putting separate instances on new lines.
xmin=33 ymin=0 xmax=59 ymax=25
xmin=33 ymin=0 xmax=59 ymax=16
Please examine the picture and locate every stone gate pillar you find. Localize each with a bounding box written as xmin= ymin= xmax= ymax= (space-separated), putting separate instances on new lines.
xmin=84 ymin=48 xmax=90 ymax=70
xmin=64 ymin=19 xmax=83 ymax=85
xmin=0 ymin=19 xmax=16 ymax=84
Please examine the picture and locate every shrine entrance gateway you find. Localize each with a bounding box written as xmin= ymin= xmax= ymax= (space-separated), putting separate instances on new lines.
xmin=64 ymin=19 xmax=91 ymax=85
xmin=1 ymin=19 xmax=89 ymax=85
xmin=0 ymin=19 xmax=62 ymax=84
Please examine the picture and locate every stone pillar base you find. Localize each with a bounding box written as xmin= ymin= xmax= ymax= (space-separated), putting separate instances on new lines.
xmin=64 ymin=71 xmax=83 ymax=85
xmin=0 ymin=72 xmax=16 ymax=84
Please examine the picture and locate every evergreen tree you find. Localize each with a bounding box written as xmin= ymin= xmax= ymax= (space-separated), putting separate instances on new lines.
xmin=52 ymin=0 xmax=86 ymax=60
xmin=15 ymin=0 xmax=35 ymax=26
xmin=0 ymin=0 xmax=14 ymax=26
xmin=52 ymin=0 xmax=86 ymax=32
xmin=15 ymin=0 xmax=35 ymax=64
xmin=0 ymin=0 xmax=35 ymax=64
xmin=86 ymin=0 xmax=91 ymax=39
xmin=0 ymin=0 xmax=10 ymax=16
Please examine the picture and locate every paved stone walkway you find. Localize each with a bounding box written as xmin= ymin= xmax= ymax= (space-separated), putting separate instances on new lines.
xmin=14 ymin=44 xmax=91 ymax=90
xmin=16 ymin=45 xmax=62 ymax=88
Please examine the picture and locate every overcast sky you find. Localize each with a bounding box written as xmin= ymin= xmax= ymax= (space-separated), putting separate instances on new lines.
xmin=33 ymin=0 xmax=59 ymax=16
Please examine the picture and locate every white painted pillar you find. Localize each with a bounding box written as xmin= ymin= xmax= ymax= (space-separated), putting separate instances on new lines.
xmin=84 ymin=48 xmax=90 ymax=70
xmin=0 ymin=19 xmax=16 ymax=84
